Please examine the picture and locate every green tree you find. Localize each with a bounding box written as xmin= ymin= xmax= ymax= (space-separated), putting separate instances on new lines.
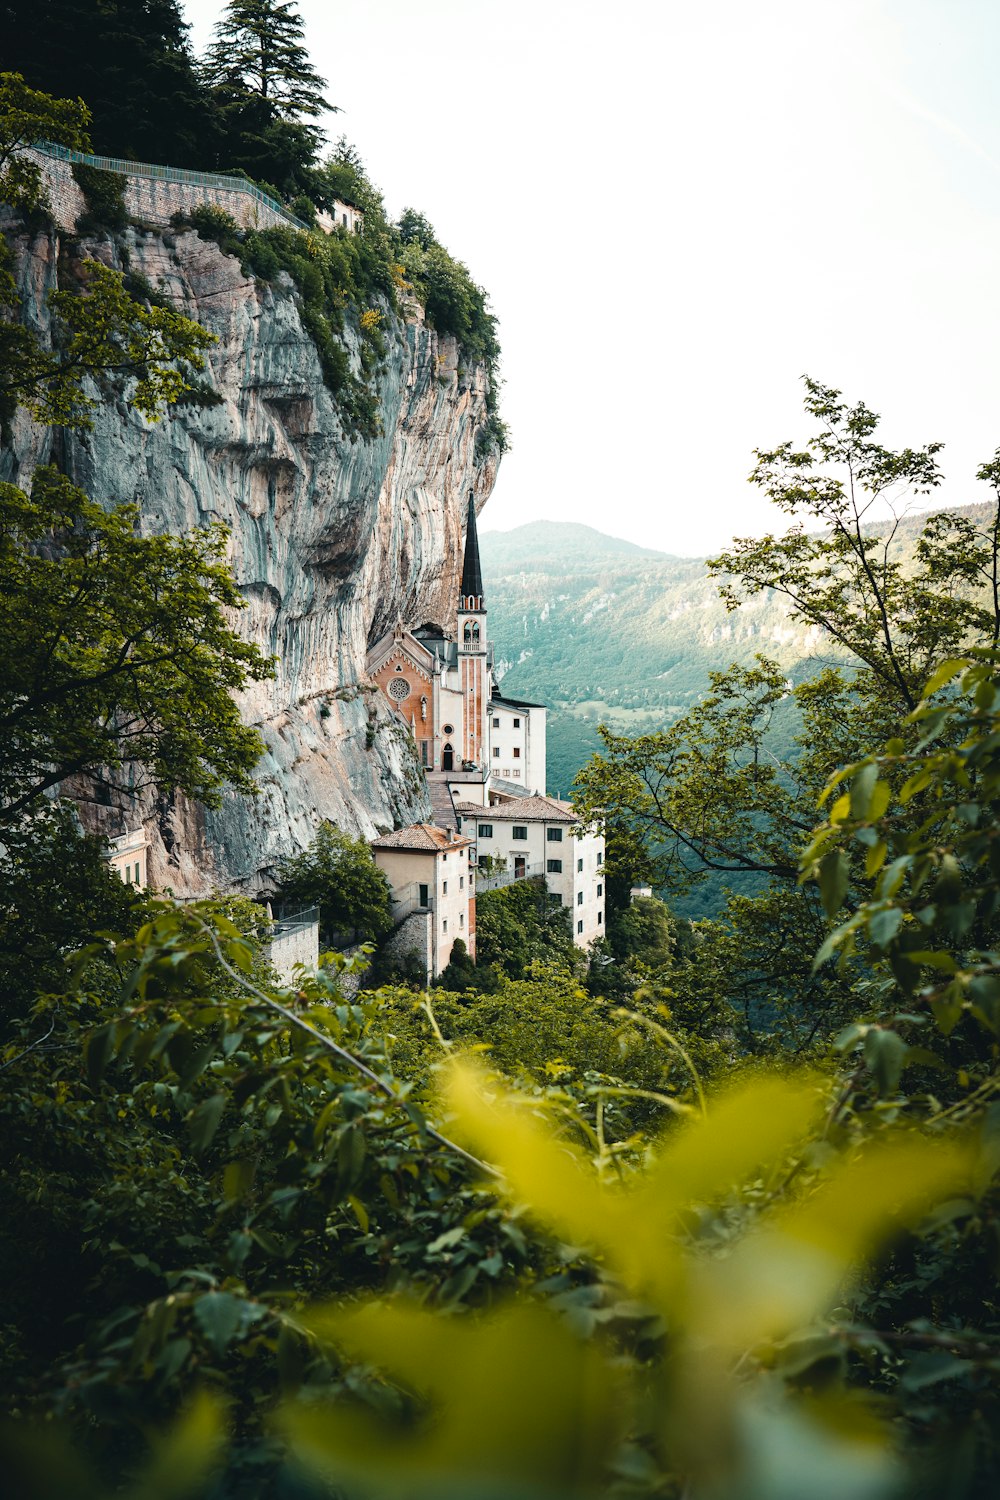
xmin=474 ymin=877 xmax=581 ymax=982
xmin=574 ymin=378 xmax=1000 ymax=1038
xmin=276 ymin=821 xmax=393 ymax=943
xmin=0 ymin=468 xmax=272 ymax=824
xmin=0 ymin=803 xmax=143 ymax=1030
xmin=201 ymin=0 xmax=333 ymax=192
xmin=0 ymin=68 xmax=91 ymax=210
xmin=202 ymin=0 xmax=330 ymax=120
xmin=0 ymin=2 xmax=214 ymax=167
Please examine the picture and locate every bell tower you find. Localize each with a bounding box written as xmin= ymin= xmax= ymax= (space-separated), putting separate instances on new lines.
xmin=457 ymin=490 xmax=488 ymax=768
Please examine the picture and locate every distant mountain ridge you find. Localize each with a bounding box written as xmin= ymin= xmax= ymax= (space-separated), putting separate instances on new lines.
xmin=481 ymin=521 xmax=670 ymax=566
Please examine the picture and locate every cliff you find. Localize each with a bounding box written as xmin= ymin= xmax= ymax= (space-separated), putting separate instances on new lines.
xmin=2 ymin=217 xmax=499 ymax=894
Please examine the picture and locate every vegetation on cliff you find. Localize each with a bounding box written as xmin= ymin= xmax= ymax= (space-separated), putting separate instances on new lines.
xmin=2 ymin=0 xmax=508 ymax=453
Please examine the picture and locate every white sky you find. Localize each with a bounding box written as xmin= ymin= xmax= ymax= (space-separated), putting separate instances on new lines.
xmin=182 ymin=0 xmax=1000 ymax=556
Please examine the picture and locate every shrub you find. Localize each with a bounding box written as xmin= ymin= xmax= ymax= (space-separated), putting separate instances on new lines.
xmin=71 ymin=162 xmax=126 ymax=232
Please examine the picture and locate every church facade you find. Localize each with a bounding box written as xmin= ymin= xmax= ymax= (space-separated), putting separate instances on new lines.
xmin=366 ymin=493 xmax=546 ymax=792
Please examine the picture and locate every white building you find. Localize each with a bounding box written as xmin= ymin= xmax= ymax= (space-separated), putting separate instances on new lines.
xmin=108 ymin=827 xmax=150 ymax=889
xmin=316 ymin=199 xmax=364 ymax=235
xmin=371 ymin=823 xmax=475 ymax=979
xmin=488 ymin=694 xmax=547 ymax=793
xmin=453 ymin=794 xmax=605 ymax=949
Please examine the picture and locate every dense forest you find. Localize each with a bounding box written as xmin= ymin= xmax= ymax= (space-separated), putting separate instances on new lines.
xmin=3 ymin=7 xmax=1000 ymax=1499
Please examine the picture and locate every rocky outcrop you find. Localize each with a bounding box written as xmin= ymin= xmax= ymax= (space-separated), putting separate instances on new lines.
xmin=2 ymin=219 xmax=499 ymax=893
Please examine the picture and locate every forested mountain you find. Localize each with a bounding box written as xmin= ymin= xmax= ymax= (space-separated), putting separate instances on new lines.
xmin=482 ymin=505 xmax=995 ymax=801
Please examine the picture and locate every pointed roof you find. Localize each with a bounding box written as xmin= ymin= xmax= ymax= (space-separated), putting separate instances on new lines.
xmin=460 ymin=490 xmax=484 ymax=605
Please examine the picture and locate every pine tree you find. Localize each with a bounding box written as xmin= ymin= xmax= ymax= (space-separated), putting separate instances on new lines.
xmin=0 ymin=0 xmax=213 ymax=167
xmin=201 ymin=0 xmax=331 ymax=121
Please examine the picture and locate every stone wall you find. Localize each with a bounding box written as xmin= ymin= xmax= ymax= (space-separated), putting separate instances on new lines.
xmin=26 ymin=147 xmax=300 ymax=234
xmin=268 ymin=917 xmax=320 ymax=983
xmin=379 ymin=911 xmax=432 ymax=984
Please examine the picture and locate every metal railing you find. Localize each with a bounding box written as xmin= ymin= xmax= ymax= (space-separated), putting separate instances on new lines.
xmin=390 ymin=882 xmax=436 ymax=922
xmin=32 ymin=140 xmax=309 ymax=231
xmin=475 ymin=861 xmax=546 ymax=894
xmin=271 ymin=905 xmax=319 ymax=939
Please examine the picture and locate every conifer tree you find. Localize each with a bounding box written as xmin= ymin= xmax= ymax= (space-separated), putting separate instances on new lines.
xmin=0 ymin=0 xmax=211 ymax=167
xmin=201 ymin=0 xmax=331 ymax=121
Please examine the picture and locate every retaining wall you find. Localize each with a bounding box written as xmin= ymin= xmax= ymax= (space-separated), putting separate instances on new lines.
xmin=26 ymin=143 xmax=306 ymax=234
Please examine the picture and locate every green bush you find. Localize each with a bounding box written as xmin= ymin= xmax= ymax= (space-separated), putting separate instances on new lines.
xmin=71 ymin=162 xmax=126 ymax=232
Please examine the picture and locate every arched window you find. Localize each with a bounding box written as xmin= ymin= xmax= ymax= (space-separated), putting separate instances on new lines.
xmin=463 ymin=622 xmax=474 ymax=643
xmin=471 ymin=622 xmax=480 ymax=642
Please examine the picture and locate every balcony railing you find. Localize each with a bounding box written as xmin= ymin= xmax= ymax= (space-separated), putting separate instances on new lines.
xmin=389 ymin=882 xmax=436 ymax=922
xmin=271 ymin=905 xmax=319 ymax=939
xmin=474 ymin=861 xmax=546 ymax=893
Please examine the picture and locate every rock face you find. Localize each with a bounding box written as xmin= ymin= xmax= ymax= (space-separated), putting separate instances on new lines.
xmin=2 ymin=220 xmax=499 ymax=893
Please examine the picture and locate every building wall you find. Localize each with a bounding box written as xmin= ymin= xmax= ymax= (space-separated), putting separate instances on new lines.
xmin=372 ymin=839 xmax=475 ymax=975
xmin=465 ymin=813 xmax=605 ymax=949
xmin=379 ymin=909 xmax=432 ymax=984
xmin=27 ymin=147 xmax=303 ymax=234
xmin=316 ymin=201 xmax=364 ymax=235
xmin=568 ymin=826 xmax=606 ymax=947
xmin=489 ymin=703 xmax=547 ymax=792
xmin=108 ymin=829 xmax=150 ymax=889
xmin=370 ymin=648 xmax=434 ymax=768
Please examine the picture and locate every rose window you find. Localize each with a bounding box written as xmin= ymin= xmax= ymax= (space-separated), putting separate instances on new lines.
xmin=388 ymin=677 xmax=411 ymax=702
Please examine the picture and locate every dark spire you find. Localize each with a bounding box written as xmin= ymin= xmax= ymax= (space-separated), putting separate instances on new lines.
xmin=459 ymin=489 xmax=484 ymax=608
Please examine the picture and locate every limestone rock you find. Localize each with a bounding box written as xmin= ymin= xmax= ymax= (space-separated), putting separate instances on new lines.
xmin=2 ymin=220 xmax=499 ymax=893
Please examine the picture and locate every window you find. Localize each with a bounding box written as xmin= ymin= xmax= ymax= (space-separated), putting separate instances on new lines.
xmin=546 ymin=828 xmax=562 ymax=842
xmin=492 ymin=746 xmax=500 ymax=758
xmin=512 ymin=826 xmax=528 ymax=841
xmin=547 ymin=859 xmax=563 ymax=874
xmin=597 ymin=852 xmax=603 ymax=866
xmin=443 ymin=723 xmax=454 ymax=734
xmin=513 ymin=717 xmax=520 ymax=727
xmin=597 ymin=911 xmax=603 ymax=924
xmin=420 ymin=740 xmax=429 ymax=765
xmin=577 ymin=891 xmax=585 ymax=906
xmin=478 ymin=823 xmax=493 ymax=838
xmin=443 ymin=918 xmax=448 ymax=933
xmin=577 ymin=920 xmax=583 ymax=934
xmin=459 ymin=913 xmax=464 ymax=928
xmin=493 ymin=716 xmax=500 ymax=728
xmin=460 ymin=876 xmax=464 ymax=890
xmin=597 ymin=883 xmax=603 ymax=897
xmin=134 ymin=862 xmax=141 ymax=884
xmin=419 ymin=884 xmax=429 ymax=907
xmin=513 ymin=747 xmax=521 ymax=758
xmin=443 ymin=880 xmax=448 ymax=895
xmin=577 ymin=858 xmax=583 ymax=872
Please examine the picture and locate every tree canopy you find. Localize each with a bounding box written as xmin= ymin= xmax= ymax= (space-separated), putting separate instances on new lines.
xmin=276 ymin=821 xmax=393 ymax=944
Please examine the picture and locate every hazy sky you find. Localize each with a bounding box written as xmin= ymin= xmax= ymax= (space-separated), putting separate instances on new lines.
xmin=183 ymin=0 xmax=1000 ymax=555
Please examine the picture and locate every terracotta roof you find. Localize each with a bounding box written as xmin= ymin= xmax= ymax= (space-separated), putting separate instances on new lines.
xmin=371 ymin=823 xmax=473 ymax=853
xmin=452 ymin=795 xmax=578 ymax=824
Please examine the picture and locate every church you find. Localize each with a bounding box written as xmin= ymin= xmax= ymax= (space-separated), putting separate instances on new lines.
xmin=366 ymin=493 xmax=546 ymax=799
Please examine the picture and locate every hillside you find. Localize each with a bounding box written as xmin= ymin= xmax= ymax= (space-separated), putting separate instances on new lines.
xmin=481 ymin=503 xmax=994 ymax=799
